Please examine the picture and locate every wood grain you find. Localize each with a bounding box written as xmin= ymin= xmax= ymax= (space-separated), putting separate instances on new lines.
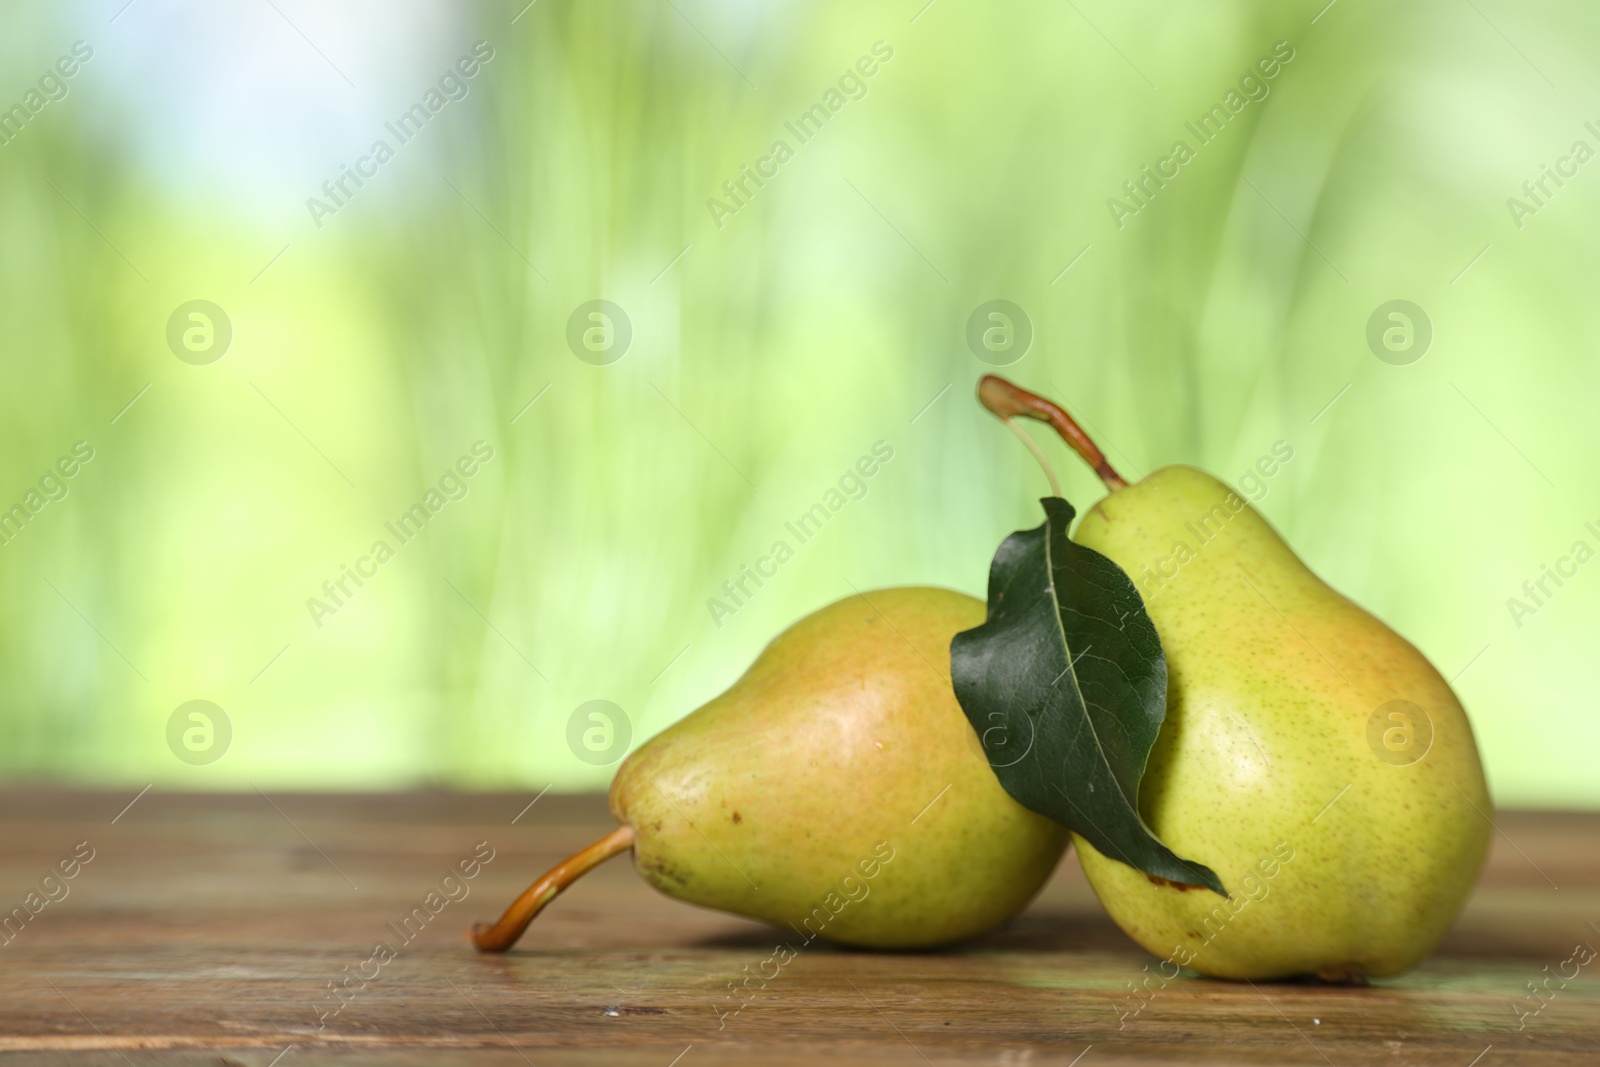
xmin=0 ymin=790 xmax=1594 ymax=1065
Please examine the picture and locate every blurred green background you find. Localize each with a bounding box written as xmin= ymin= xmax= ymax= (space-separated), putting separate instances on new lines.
xmin=0 ymin=0 xmax=1593 ymax=806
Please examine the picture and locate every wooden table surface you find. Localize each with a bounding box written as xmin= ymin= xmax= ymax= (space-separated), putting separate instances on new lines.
xmin=1 ymin=790 xmax=1595 ymax=1066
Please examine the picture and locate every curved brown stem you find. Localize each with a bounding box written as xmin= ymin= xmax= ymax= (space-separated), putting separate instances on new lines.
xmin=470 ymin=824 xmax=634 ymax=953
xmin=977 ymin=376 xmax=1128 ymax=491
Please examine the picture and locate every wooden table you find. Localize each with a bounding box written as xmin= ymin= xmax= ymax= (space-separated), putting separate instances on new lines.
xmin=1 ymin=791 xmax=1595 ymax=1065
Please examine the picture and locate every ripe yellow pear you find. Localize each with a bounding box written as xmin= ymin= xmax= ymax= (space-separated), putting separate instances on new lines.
xmin=978 ymin=376 xmax=1492 ymax=981
xmin=473 ymin=587 xmax=1067 ymax=952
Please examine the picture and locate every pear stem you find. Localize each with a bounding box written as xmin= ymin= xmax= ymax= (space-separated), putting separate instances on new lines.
xmin=470 ymin=823 xmax=635 ymax=953
xmin=1003 ymin=417 xmax=1062 ymax=498
xmin=977 ymin=375 xmax=1128 ymax=491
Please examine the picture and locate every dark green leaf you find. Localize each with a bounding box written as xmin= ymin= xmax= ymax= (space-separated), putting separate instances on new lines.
xmin=950 ymin=497 xmax=1224 ymax=895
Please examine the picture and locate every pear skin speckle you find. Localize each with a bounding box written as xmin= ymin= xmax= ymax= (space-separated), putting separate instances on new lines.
xmin=1072 ymin=466 xmax=1492 ymax=980
xmin=608 ymin=587 xmax=1068 ymax=949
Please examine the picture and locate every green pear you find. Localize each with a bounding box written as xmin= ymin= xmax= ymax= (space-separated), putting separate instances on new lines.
xmin=978 ymin=376 xmax=1492 ymax=981
xmin=473 ymin=587 xmax=1067 ymax=951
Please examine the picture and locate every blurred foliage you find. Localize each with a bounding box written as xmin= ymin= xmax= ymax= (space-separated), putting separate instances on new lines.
xmin=0 ymin=0 xmax=1595 ymax=806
